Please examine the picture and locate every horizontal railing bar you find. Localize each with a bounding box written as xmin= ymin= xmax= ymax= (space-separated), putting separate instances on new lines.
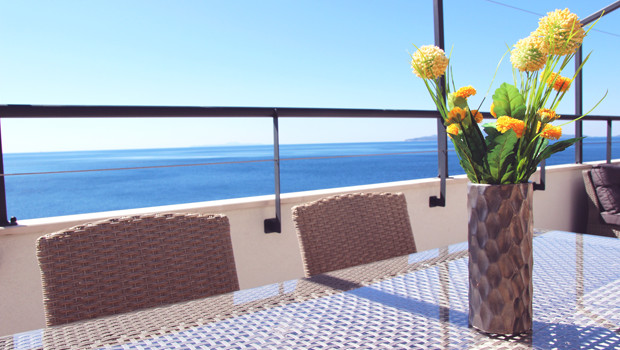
xmin=0 ymin=104 xmax=618 ymax=122
xmin=0 ymin=149 xmax=443 ymax=177
xmin=557 ymin=114 xmax=620 ymax=121
xmin=0 ymin=105 xmax=440 ymax=119
xmin=581 ymin=0 xmax=620 ymax=25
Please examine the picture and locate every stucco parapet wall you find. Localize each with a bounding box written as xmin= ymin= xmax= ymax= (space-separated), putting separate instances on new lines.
xmin=0 ymin=160 xmax=614 ymax=237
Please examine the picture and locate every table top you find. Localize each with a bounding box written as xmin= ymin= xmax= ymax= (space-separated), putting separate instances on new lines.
xmin=2 ymin=231 xmax=619 ymax=349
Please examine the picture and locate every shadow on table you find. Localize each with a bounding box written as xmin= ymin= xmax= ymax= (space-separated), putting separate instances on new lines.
xmin=310 ymin=274 xmax=620 ymax=349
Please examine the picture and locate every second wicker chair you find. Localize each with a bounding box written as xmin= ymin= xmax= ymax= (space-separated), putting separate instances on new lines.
xmin=36 ymin=213 xmax=239 ymax=326
xmin=292 ymin=192 xmax=417 ymax=277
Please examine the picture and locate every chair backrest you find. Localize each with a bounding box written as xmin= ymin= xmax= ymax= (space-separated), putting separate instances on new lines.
xmin=292 ymin=192 xmax=417 ymax=277
xmin=37 ymin=213 xmax=239 ymax=326
xmin=588 ymin=164 xmax=620 ymax=214
xmin=583 ymin=169 xmax=603 ymax=212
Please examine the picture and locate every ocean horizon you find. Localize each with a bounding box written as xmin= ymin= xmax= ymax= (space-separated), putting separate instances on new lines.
xmin=4 ymin=138 xmax=618 ymax=220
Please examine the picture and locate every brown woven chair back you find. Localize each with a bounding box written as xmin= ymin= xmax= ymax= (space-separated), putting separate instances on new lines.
xmin=292 ymin=192 xmax=417 ymax=277
xmin=36 ymin=213 xmax=239 ymax=326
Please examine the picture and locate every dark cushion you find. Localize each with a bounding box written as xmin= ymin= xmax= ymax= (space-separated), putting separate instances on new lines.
xmin=591 ymin=164 xmax=620 ymax=214
xmin=601 ymin=212 xmax=620 ymax=226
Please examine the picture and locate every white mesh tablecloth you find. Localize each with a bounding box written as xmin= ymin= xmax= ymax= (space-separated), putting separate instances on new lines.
xmin=2 ymin=232 xmax=619 ymax=349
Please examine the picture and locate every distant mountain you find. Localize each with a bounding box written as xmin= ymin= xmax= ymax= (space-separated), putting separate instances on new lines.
xmin=405 ymin=135 xmax=437 ymax=142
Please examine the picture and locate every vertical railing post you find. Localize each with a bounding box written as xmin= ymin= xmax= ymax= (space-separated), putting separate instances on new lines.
xmin=578 ymin=1 xmax=620 ymax=164
xmin=430 ymin=0 xmax=447 ymax=207
xmin=264 ymin=109 xmax=282 ymax=233
xmin=0 ymin=118 xmax=16 ymax=226
xmin=574 ymin=47 xmax=584 ymax=164
xmin=607 ymin=119 xmax=612 ymax=164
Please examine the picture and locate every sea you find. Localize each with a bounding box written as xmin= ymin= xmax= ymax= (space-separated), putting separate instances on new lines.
xmin=3 ymin=138 xmax=618 ymax=220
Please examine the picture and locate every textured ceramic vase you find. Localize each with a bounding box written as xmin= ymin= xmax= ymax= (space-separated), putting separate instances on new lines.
xmin=467 ymin=182 xmax=533 ymax=335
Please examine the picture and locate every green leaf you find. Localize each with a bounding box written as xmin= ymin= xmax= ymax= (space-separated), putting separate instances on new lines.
xmin=482 ymin=123 xmax=501 ymax=145
xmin=451 ymin=139 xmax=478 ymax=182
xmin=500 ymin=166 xmax=516 ymax=184
xmin=515 ymin=157 xmax=531 ymax=183
xmin=485 ymin=130 xmax=518 ymax=184
xmin=491 ymin=83 xmax=526 ymax=119
xmin=447 ymin=92 xmax=468 ymax=110
xmin=517 ymin=138 xmax=548 ymax=176
xmin=536 ymin=137 xmax=584 ymax=163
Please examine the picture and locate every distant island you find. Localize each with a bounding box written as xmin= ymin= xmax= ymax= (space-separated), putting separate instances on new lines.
xmin=404 ymin=135 xmax=437 ymax=142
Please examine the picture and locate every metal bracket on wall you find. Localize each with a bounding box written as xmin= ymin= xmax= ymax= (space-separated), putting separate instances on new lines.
xmin=533 ymin=159 xmax=546 ymax=191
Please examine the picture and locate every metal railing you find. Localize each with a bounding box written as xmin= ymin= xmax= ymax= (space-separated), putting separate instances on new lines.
xmin=0 ymin=104 xmax=618 ymax=232
xmin=0 ymin=0 xmax=619 ymax=231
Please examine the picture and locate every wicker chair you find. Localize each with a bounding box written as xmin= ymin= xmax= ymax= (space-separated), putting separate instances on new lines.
xmin=583 ymin=166 xmax=620 ymax=238
xmin=36 ymin=213 xmax=239 ymax=326
xmin=292 ymin=192 xmax=417 ymax=277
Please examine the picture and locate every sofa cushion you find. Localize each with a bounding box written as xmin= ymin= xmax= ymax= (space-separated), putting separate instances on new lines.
xmin=591 ymin=164 xmax=620 ymax=214
xmin=601 ymin=212 xmax=620 ymax=226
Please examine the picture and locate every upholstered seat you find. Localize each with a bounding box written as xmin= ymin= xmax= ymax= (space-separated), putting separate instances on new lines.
xmin=583 ymin=164 xmax=620 ymax=238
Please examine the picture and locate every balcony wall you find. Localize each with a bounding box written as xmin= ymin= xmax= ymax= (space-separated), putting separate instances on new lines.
xmin=0 ymin=160 xmax=615 ymax=336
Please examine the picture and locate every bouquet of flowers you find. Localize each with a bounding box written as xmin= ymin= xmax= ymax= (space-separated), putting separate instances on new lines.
xmin=410 ymin=8 xmax=605 ymax=184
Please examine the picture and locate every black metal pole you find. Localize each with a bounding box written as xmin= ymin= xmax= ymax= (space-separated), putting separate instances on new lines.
xmin=575 ymin=47 xmax=583 ymax=164
xmin=572 ymin=2 xmax=620 ymax=164
xmin=0 ymin=118 xmax=15 ymax=226
xmin=581 ymin=1 xmax=620 ymax=25
xmin=607 ymin=120 xmax=612 ymax=164
xmin=430 ymin=0 xmax=447 ymax=207
xmin=264 ymin=109 xmax=282 ymax=233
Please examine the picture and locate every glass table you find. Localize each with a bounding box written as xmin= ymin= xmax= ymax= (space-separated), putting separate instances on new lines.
xmin=1 ymin=231 xmax=619 ymax=349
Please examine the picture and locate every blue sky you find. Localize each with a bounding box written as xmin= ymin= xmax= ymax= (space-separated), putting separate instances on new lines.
xmin=0 ymin=0 xmax=618 ymax=152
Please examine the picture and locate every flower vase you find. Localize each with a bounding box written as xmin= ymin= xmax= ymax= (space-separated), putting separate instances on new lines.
xmin=467 ymin=182 xmax=533 ymax=335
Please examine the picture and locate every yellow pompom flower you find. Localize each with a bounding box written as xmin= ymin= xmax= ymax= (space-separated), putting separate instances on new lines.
xmin=410 ymin=45 xmax=450 ymax=79
xmin=446 ymin=123 xmax=460 ymax=136
xmin=510 ymin=36 xmax=548 ymax=72
xmin=537 ymin=108 xmax=559 ymax=122
xmin=496 ymin=116 xmax=526 ymax=138
xmin=455 ymin=86 xmax=477 ymax=99
xmin=471 ymin=110 xmax=484 ymax=123
xmin=447 ymin=107 xmax=467 ymax=123
xmin=546 ymin=73 xmax=572 ymax=92
xmin=531 ymin=8 xmax=585 ymax=56
xmin=538 ymin=123 xmax=563 ymax=140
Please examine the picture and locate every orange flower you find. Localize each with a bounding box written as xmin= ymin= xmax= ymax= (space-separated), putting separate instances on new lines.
xmin=455 ymin=86 xmax=477 ymax=99
xmin=446 ymin=123 xmax=460 ymax=136
xmin=490 ymin=103 xmax=497 ymax=118
xmin=471 ymin=110 xmax=484 ymax=123
xmin=546 ymin=73 xmax=571 ymax=92
xmin=496 ymin=116 xmax=526 ymax=138
xmin=539 ymin=124 xmax=562 ymax=140
xmin=537 ymin=108 xmax=559 ymax=122
xmin=447 ymin=107 xmax=467 ymax=123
